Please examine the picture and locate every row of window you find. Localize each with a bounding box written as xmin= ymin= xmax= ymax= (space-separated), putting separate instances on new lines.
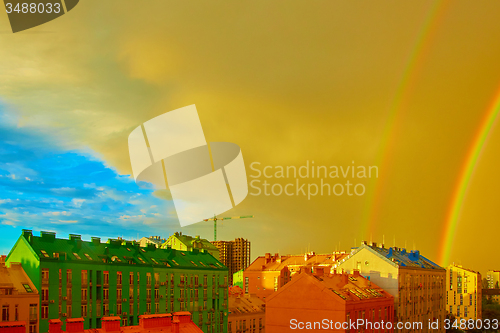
xmin=44 ymin=269 xmax=228 ymax=288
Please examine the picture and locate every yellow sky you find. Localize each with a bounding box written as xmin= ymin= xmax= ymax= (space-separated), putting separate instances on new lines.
xmin=1 ymin=0 xmax=500 ymax=274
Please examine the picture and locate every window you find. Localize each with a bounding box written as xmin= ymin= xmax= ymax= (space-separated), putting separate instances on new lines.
xmin=42 ymin=269 xmax=49 ymax=283
xmin=104 ymin=271 xmax=109 ymax=285
xmin=67 ymin=269 xmax=72 ymax=284
xmin=40 ymin=250 xmax=49 ymax=258
xmin=204 ymin=275 xmax=208 ymax=285
xmin=29 ymin=304 xmax=37 ymax=322
xmin=155 ymin=303 xmax=159 ymax=313
xmin=84 ymin=253 xmax=93 ymax=260
xmin=147 ymin=273 xmax=151 ymax=285
xmin=14 ymin=305 xmax=18 ymax=321
xmin=129 ymin=272 xmax=134 ymax=285
xmin=274 ymin=277 xmax=278 ymax=291
xmin=29 ymin=324 xmax=36 ymax=333
xmin=23 ymin=284 xmax=33 ymax=293
xmin=138 ymin=257 xmax=146 ymax=264
xmin=67 ymin=288 xmax=72 ymax=300
xmin=117 ymin=303 xmax=122 ymax=315
xmin=41 ymin=305 xmax=48 ymax=319
xmin=66 ymin=305 xmax=72 ymax=317
xmin=146 ymin=303 xmax=151 ymax=314
xmin=104 ymin=288 xmax=109 ymax=300
xmin=42 ymin=288 xmax=49 ymax=302
xmin=245 ymin=277 xmax=249 ymax=293
xmin=82 ymin=270 xmax=88 ymax=286
xmin=2 ymin=305 xmax=9 ymax=321
xmin=117 ymin=289 xmax=122 ymax=300
xmin=81 ymin=305 xmax=87 ymax=317
xmin=73 ymin=253 xmax=81 ymax=260
xmin=81 ymin=289 xmax=87 ymax=301
xmin=117 ymin=272 xmax=122 ymax=285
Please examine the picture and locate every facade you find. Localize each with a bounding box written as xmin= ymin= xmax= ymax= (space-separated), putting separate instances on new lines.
xmin=243 ymin=252 xmax=347 ymax=300
xmin=47 ymin=312 xmax=203 ymax=333
xmin=164 ymin=233 xmax=219 ymax=261
xmin=486 ymin=270 xmax=500 ymax=303
xmin=232 ymin=271 xmax=243 ymax=289
xmin=0 ymin=257 xmax=39 ymax=333
xmin=138 ymin=237 xmax=166 ymax=249
xmin=228 ymin=293 xmax=265 ymax=333
xmin=446 ymin=265 xmax=481 ymax=321
xmin=6 ymin=230 xmax=229 ymax=333
xmin=334 ymin=242 xmax=446 ymax=333
xmin=211 ymin=239 xmax=250 ymax=286
xmin=266 ymin=269 xmax=394 ymax=333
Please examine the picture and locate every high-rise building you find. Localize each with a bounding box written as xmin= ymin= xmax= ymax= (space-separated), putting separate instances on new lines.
xmin=334 ymin=242 xmax=446 ymax=333
xmin=266 ymin=269 xmax=394 ymax=333
xmin=164 ymin=233 xmax=219 ymax=260
xmin=0 ymin=257 xmax=39 ymax=333
xmin=211 ymin=238 xmax=250 ymax=285
xmin=6 ymin=230 xmax=229 ymax=333
xmin=446 ymin=264 xmax=482 ymax=321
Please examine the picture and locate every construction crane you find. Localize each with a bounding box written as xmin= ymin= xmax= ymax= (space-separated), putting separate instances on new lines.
xmin=203 ymin=214 xmax=254 ymax=241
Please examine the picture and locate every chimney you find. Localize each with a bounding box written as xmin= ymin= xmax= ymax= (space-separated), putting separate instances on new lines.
xmin=139 ymin=314 xmax=172 ymax=329
xmin=102 ymin=317 xmax=121 ymax=332
xmin=172 ymin=317 xmax=180 ymax=333
xmin=92 ymin=237 xmax=101 ymax=245
xmin=264 ymin=253 xmax=271 ymax=264
xmin=65 ymin=318 xmax=84 ymax=333
xmin=49 ymin=319 xmax=62 ymax=333
xmin=353 ymin=270 xmax=361 ymax=277
xmin=313 ymin=266 xmax=325 ymax=277
xmin=371 ymin=242 xmax=377 ymax=247
xmin=69 ymin=234 xmax=82 ymax=249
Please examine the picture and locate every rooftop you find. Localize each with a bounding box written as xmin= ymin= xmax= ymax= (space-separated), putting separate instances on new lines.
xmin=228 ymin=293 xmax=265 ymax=315
xmin=9 ymin=230 xmax=226 ymax=271
xmin=166 ymin=233 xmax=218 ymax=251
xmin=0 ymin=261 xmax=38 ymax=295
xmin=246 ymin=252 xmax=349 ymax=271
xmin=334 ymin=242 xmax=444 ymax=270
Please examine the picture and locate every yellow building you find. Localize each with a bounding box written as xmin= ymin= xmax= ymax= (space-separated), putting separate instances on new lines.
xmin=334 ymin=242 xmax=446 ymax=333
xmin=446 ymin=265 xmax=482 ymax=321
xmin=486 ymin=270 xmax=500 ymax=303
xmin=0 ymin=256 xmax=39 ymax=333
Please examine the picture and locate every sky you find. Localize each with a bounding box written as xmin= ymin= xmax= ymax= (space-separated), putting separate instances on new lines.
xmin=1 ymin=0 xmax=500 ymax=275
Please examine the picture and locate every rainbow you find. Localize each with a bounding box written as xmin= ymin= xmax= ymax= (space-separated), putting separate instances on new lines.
xmin=364 ymin=0 xmax=452 ymax=239
xmin=439 ymin=88 xmax=500 ymax=265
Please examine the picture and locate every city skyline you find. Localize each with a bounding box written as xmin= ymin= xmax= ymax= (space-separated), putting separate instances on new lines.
xmin=1 ymin=1 xmax=500 ymax=276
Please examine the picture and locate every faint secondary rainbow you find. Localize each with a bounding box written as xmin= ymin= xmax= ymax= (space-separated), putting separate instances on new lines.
xmin=439 ymin=87 xmax=500 ymax=265
xmin=363 ymin=0 xmax=452 ymax=239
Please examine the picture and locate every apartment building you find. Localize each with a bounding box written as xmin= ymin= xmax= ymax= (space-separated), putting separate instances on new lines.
xmin=6 ymin=230 xmax=229 ymax=333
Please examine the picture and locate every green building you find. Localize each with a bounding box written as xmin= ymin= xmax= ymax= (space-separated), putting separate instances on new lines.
xmin=6 ymin=230 xmax=229 ymax=333
xmin=163 ymin=233 xmax=220 ymax=261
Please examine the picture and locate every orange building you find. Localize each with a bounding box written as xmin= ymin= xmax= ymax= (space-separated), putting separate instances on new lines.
xmin=0 ymin=256 xmax=39 ymax=333
xmin=47 ymin=313 xmax=202 ymax=333
xmin=266 ymin=269 xmax=394 ymax=333
xmin=228 ymin=292 xmax=265 ymax=333
xmin=243 ymin=252 xmax=348 ymax=300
